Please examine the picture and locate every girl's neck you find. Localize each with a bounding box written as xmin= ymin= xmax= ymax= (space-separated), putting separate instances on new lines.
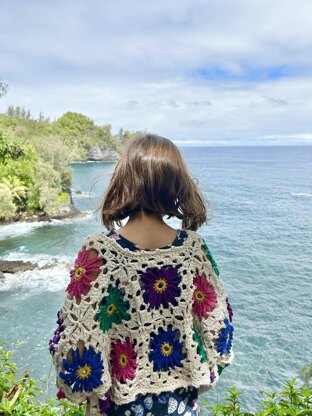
xmin=116 ymin=210 xmax=178 ymax=249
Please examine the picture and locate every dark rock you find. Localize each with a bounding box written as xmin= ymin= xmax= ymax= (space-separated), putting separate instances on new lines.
xmin=73 ymin=147 xmax=120 ymax=162
xmin=39 ymin=262 xmax=57 ymax=270
xmin=87 ymin=147 xmax=119 ymax=162
xmin=0 ymin=260 xmax=39 ymax=274
xmin=0 ymin=260 xmax=59 ymax=278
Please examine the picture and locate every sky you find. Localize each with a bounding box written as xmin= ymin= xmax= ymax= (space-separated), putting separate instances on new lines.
xmin=1 ymin=0 xmax=312 ymax=146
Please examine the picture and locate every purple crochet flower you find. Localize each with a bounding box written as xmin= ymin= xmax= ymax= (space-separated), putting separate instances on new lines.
xmin=49 ymin=311 xmax=65 ymax=355
xmin=140 ymin=265 xmax=181 ymax=309
xmin=226 ymin=297 xmax=233 ymax=322
xmin=99 ymin=391 xmax=110 ymax=413
xmin=210 ymin=369 xmax=216 ymax=383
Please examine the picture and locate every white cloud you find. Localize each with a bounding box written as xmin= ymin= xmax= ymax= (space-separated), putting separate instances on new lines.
xmin=1 ymin=0 xmax=312 ymax=144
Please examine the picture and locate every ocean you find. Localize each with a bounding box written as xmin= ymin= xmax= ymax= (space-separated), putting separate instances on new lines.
xmin=0 ymin=145 xmax=311 ymax=413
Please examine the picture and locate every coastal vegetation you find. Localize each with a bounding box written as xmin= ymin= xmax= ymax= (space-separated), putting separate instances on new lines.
xmin=0 ymin=343 xmax=311 ymax=415
xmin=0 ymin=106 xmax=146 ymax=222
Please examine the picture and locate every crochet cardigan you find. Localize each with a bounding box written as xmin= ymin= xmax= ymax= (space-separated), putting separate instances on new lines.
xmin=49 ymin=229 xmax=234 ymax=413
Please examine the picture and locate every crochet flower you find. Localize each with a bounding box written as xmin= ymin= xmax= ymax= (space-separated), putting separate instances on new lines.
xmin=210 ymin=369 xmax=216 ymax=383
xmin=192 ymin=273 xmax=218 ymax=319
xmin=217 ymin=363 xmax=229 ymax=376
xmin=202 ymin=239 xmax=220 ymax=277
xmin=226 ymin=297 xmax=233 ymax=322
xmin=59 ymin=346 xmax=104 ymax=393
xmin=98 ymin=391 xmax=110 ymax=413
xmin=214 ymin=317 xmax=234 ymax=356
xmin=49 ymin=311 xmax=65 ymax=355
xmin=56 ymin=389 xmax=66 ymax=400
xmin=149 ymin=325 xmax=186 ymax=371
xmin=192 ymin=328 xmax=207 ymax=362
xmin=140 ymin=265 xmax=181 ymax=309
xmin=111 ymin=339 xmax=138 ymax=383
xmin=97 ymin=286 xmax=129 ymax=332
xmin=66 ymin=249 xmax=102 ymax=299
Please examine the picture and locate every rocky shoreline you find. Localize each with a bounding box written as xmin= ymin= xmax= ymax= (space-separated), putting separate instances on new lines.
xmin=0 ymin=189 xmax=89 ymax=278
xmin=0 ymin=259 xmax=58 ymax=279
xmin=0 ymin=185 xmax=88 ymax=226
xmin=72 ymin=147 xmax=119 ymax=163
xmin=0 ymin=150 xmax=117 ymax=227
xmin=0 ymin=157 xmax=111 ymax=277
xmin=0 ymin=202 xmax=83 ymax=277
xmin=0 ymin=200 xmax=87 ymax=226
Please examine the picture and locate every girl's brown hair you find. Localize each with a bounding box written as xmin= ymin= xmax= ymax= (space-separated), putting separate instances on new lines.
xmin=96 ymin=134 xmax=212 ymax=231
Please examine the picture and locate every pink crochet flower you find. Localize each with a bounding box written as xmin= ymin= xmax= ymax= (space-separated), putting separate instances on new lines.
xmin=192 ymin=273 xmax=218 ymax=319
xmin=111 ymin=339 xmax=138 ymax=383
xmin=56 ymin=389 xmax=66 ymax=400
xmin=66 ymin=249 xmax=102 ymax=299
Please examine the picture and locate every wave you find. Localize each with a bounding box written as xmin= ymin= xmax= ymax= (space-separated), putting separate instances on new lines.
xmin=240 ymin=200 xmax=256 ymax=205
xmin=72 ymin=191 xmax=99 ymax=199
xmin=0 ymin=221 xmax=49 ymax=240
xmin=0 ymin=211 xmax=94 ymax=240
xmin=0 ymin=251 xmax=72 ymax=297
xmin=291 ymin=192 xmax=312 ymax=198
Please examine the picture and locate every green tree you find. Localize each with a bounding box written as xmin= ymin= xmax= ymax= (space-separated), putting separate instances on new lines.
xmin=55 ymin=111 xmax=95 ymax=149
xmin=0 ymin=186 xmax=17 ymax=220
xmin=30 ymin=135 xmax=74 ymax=188
xmin=20 ymin=107 xmax=26 ymax=119
xmin=0 ymin=80 xmax=8 ymax=98
xmin=6 ymin=106 xmax=15 ymax=117
xmin=0 ymin=108 xmax=124 ymax=221
xmin=26 ymin=160 xmax=62 ymax=214
xmin=15 ymin=106 xmax=21 ymax=118
xmin=0 ymin=132 xmax=37 ymax=163
xmin=38 ymin=111 xmax=45 ymax=122
xmin=0 ymin=177 xmax=26 ymax=203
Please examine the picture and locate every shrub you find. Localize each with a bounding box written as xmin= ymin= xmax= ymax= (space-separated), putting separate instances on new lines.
xmin=0 ymin=177 xmax=26 ymax=204
xmin=57 ymin=192 xmax=70 ymax=203
xmin=0 ymin=131 xmax=73 ymax=220
xmin=26 ymin=160 xmax=62 ymax=215
xmin=0 ymin=342 xmax=86 ymax=415
xmin=0 ymin=342 xmax=311 ymax=415
xmin=0 ymin=186 xmax=17 ymax=220
xmin=14 ymin=126 xmax=29 ymax=138
xmin=200 ymin=374 xmax=312 ymax=416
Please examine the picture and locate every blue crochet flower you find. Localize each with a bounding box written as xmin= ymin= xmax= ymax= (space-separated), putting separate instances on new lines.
xmin=149 ymin=325 xmax=186 ymax=371
xmin=214 ymin=317 xmax=234 ymax=356
xmin=59 ymin=346 xmax=104 ymax=393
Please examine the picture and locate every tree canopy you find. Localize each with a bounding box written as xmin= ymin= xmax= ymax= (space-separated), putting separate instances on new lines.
xmin=0 ymin=106 xmax=148 ymax=221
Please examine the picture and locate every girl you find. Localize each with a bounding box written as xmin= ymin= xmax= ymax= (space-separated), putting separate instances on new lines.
xmin=49 ymin=135 xmax=234 ymax=416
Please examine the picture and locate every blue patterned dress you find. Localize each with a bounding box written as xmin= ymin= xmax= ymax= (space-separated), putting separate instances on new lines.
xmin=102 ymin=227 xmax=201 ymax=416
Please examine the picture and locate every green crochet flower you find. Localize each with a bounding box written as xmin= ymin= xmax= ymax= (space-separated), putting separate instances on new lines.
xmin=202 ymin=239 xmax=220 ymax=277
xmin=193 ymin=327 xmax=207 ymax=362
xmin=217 ymin=363 xmax=229 ymax=376
xmin=97 ymin=286 xmax=129 ymax=332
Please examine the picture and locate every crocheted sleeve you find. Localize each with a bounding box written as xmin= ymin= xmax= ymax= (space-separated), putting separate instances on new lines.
xmin=48 ymin=233 xmax=111 ymax=409
xmin=192 ymin=237 xmax=234 ymax=386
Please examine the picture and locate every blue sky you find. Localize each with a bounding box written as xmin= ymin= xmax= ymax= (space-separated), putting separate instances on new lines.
xmin=1 ymin=0 xmax=312 ymax=145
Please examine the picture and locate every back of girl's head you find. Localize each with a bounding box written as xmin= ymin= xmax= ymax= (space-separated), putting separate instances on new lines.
xmin=96 ymin=134 xmax=212 ymax=230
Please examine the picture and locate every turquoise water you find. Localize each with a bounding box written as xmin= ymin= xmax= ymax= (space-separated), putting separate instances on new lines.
xmin=0 ymin=145 xmax=311 ymax=413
